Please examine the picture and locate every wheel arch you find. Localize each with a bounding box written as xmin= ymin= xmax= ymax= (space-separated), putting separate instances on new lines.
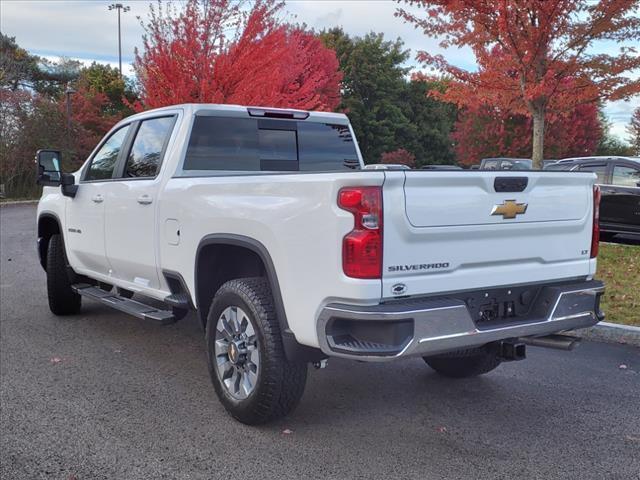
xmin=194 ymin=234 xmax=290 ymax=335
xmin=37 ymin=212 xmax=63 ymax=271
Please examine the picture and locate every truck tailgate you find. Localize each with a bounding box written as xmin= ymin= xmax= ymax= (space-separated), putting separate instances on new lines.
xmin=381 ymin=171 xmax=597 ymax=299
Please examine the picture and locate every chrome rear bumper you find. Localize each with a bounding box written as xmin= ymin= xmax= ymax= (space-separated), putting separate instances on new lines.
xmin=316 ymin=280 xmax=604 ymax=361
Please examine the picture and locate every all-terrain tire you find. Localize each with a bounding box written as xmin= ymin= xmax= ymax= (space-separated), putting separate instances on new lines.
xmin=423 ymin=345 xmax=502 ymax=378
xmin=205 ymin=277 xmax=307 ymax=425
xmin=46 ymin=234 xmax=81 ymax=315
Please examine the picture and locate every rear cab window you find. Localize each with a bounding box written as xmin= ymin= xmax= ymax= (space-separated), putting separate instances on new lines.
xmin=182 ymin=115 xmax=359 ymax=174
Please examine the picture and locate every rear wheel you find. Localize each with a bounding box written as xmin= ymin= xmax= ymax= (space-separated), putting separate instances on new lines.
xmin=423 ymin=345 xmax=502 ymax=378
xmin=205 ymin=277 xmax=307 ymax=425
xmin=46 ymin=234 xmax=81 ymax=315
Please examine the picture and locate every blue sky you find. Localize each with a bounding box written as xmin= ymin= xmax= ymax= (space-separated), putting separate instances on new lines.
xmin=2 ymin=0 xmax=638 ymax=142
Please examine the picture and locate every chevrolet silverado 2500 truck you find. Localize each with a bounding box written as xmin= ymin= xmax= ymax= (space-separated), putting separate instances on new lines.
xmin=36 ymin=104 xmax=604 ymax=425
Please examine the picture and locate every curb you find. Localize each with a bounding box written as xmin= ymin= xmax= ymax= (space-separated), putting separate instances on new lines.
xmin=570 ymin=322 xmax=640 ymax=347
xmin=0 ymin=200 xmax=38 ymax=206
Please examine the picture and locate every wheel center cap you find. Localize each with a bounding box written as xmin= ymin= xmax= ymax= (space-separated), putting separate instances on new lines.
xmin=228 ymin=342 xmax=240 ymax=364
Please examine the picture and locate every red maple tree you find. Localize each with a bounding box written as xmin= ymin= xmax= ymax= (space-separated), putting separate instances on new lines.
xmin=381 ymin=148 xmax=416 ymax=167
xmin=452 ymin=102 xmax=602 ymax=165
xmin=134 ymin=0 xmax=341 ymax=111
xmin=64 ymin=85 xmax=123 ymax=160
xmin=398 ymin=0 xmax=640 ymax=168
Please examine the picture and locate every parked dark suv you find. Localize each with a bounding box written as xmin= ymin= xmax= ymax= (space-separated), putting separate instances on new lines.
xmin=545 ymin=156 xmax=640 ymax=238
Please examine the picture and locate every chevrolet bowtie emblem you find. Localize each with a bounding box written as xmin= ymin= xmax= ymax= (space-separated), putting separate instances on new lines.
xmin=491 ymin=200 xmax=528 ymax=219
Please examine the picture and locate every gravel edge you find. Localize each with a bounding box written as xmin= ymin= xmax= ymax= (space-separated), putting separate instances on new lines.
xmin=569 ymin=322 xmax=640 ymax=347
xmin=0 ymin=200 xmax=38 ymax=206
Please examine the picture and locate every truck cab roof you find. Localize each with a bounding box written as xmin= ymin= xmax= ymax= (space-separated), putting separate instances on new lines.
xmin=123 ymin=103 xmax=350 ymax=125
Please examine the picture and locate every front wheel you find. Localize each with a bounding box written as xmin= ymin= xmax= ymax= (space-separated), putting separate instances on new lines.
xmin=46 ymin=234 xmax=81 ymax=315
xmin=423 ymin=345 xmax=502 ymax=378
xmin=205 ymin=277 xmax=307 ymax=425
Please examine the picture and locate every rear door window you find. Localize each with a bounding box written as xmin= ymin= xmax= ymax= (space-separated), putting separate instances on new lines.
xmin=124 ymin=116 xmax=176 ymax=178
xmin=577 ymin=164 xmax=607 ymax=184
xmin=612 ymin=164 xmax=640 ymax=187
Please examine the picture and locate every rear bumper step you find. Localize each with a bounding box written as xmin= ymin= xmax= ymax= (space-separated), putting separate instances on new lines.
xmin=317 ymin=280 xmax=604 ymax=361
xmin=72 ymin=284 xmax=176 ymax=324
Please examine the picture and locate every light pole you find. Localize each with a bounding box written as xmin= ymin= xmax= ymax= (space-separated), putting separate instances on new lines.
xmin=65 ymin=85 xmax=76 ymax=137
xmin=108 ymin=3 xmax=130 ymax=78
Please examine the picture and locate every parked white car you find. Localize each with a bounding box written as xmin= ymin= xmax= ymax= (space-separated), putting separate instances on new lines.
xmin=36 ymin=104 xmax=604 ymax=424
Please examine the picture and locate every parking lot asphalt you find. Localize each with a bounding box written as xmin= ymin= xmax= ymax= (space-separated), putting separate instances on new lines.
xmin=1 ymin=203 xmax=639 ymax=480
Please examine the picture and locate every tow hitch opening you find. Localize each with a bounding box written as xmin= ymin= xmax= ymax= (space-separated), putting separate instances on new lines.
xmin=497 ymin=340 xmax=526 ymax=361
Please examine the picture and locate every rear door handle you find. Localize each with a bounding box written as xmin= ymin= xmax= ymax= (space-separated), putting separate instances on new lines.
xmin=91 ymin=194 xmax=104 ymax=203
xmin=137 ymin=194 xmax=153 ymax=205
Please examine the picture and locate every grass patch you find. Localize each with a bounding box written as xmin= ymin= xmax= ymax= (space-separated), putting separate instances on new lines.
xmin=596 ymin=243 xmax=640 ymax=326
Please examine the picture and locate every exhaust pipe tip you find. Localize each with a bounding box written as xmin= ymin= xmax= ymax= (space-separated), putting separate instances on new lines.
xmin=520 ymin=334 xmax=581 ymax=351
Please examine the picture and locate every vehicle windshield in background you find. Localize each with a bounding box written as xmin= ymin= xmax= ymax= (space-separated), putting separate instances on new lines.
xmin=480 ymin=158 xmax=532 ymax=170
xmin=184 ymin=116 xmax=360 ymax=172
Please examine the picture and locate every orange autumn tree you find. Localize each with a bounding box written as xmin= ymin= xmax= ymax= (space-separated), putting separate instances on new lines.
xmin=398 ymin=0 xmax=640 ymax=168
xmin=134 ymin=0 xmax=341 ymax=111
xmin=452 ymin=102 xmax=602 ymax=165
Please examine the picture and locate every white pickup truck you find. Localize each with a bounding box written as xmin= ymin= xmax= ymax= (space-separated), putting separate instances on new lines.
xmin=36 ymin=104 xmax=604 ymax=424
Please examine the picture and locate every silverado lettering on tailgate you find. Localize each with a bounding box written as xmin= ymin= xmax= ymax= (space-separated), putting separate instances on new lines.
xmin=388 ymin=263 xmax=450 ymax=273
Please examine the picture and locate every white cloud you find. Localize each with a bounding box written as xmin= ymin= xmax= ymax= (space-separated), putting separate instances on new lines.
xmin=1 ymin=0 xmax=145 ymax=66
xmin=39 ymin=54 xmax=135 ymax=77
xmin=603 ymin=98 xmax=639 ymax=143
xmin=3 ymin=0 xmax=638 ymax=142
xmin=285 ymin=0 xmax=477 ymax=71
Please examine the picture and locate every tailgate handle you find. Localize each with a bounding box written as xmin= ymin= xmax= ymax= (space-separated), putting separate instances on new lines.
xmin=494 ymin=177 xmax=528 ymax=193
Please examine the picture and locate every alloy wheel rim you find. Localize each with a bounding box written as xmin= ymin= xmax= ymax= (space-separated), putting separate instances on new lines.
xmin=214 ymin=306 xmax=259 ymax=400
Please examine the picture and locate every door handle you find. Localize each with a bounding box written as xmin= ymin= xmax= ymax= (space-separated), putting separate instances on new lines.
xmin=92 ymin=194 xmax=104 ymax=203
xmin=137 ymin=194 xmax=153 ymax=205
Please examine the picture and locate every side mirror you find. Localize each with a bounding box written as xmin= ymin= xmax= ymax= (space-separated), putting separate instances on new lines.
xmin=36 ymin=149 xmax=62 ymax=186
xmin=35 ymin=149 xmax=78 ymax=197
xmin=60 ymin=173 xmax=78 ymax=197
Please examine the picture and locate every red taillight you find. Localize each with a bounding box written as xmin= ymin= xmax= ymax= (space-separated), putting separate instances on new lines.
xmin=591 ymin=185 xmax=601 ymax=258
xmin=338 ymin=186 xmax=383 ymax=279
